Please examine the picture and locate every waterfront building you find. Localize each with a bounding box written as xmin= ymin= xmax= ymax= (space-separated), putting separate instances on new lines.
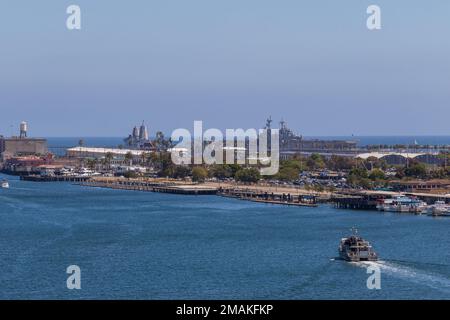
xmin=390 ymin=179 xmax=450 ymax=194
xmin=0 ymin=122 xmax=48 ymax=161
xmin=1 ymin=155 xmax=54 ymax=175
xmin=66 ymin=146 xmax=152 ymax=164
xmin=356 ymin=152 xmax=445 ymax=165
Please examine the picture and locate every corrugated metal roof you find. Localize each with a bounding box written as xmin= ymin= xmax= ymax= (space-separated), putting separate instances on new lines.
xmin=66 ymin=147 xmax=151 ymax=156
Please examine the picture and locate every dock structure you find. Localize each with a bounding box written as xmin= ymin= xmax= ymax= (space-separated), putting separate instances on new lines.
xmin=78 ymin=179 xmax=320 ymax=207
xmin=332 ymin=190 xmax=393 ymax=210
xmin=218 ymin=187 xmax=319 ymax=207
xmin=20 ymin=175 xmax=90 ymax=183
xmin=79 ymin=179 xmax=218 ymax=195
xmin=332 ymin=189 xmax=450 ymax=210
xmin=332 ymin=195 xmax=380 ymax=210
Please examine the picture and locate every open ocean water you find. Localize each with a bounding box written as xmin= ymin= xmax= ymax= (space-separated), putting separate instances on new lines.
xmin=1 ymin=173 xmax=449 ymax=299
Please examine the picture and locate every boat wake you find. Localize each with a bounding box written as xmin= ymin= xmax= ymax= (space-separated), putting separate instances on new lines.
xmin=352 ymin=260 xmax=450 ymax=293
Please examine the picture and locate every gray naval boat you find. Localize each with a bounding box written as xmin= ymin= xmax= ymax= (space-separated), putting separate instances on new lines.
xmin=339 ymin=228 xmax=378 ymax=262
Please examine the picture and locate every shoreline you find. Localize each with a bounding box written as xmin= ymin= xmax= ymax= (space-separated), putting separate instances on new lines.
xmin=3 ymin=173 xmax=449 ymax=213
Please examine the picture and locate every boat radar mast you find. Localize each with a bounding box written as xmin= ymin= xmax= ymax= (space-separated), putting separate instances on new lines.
xmin=265 ymin=116 xmax=272 ymax=130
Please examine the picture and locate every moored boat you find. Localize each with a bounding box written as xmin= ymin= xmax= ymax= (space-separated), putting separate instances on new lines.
xmin=427 ymin=201 xmax=450 ymax=217
xmin=1 ymin=179 xmax=9 ymax=189
xmin=376 ymin=196 xmax=427 ymax=214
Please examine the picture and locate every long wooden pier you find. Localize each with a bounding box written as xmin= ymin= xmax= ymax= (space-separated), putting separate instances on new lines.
xmin=20 ymin=175 xmax=90 ymax=183
xmin=79 ymin=180 xmax=218 ymax=195
xmin=77 ymin=179 xmax=320 ymax=207
xmin=218 ymin=188 xmax=319 ymax=207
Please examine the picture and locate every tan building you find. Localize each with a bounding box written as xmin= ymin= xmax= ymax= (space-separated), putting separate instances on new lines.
xmin=391 ymin=180 xmax=450 ymax=194
xmin=0 ymin=137 xmax=48 ymax=159
xmin=0 ymin=122 xmax=48 ymax=160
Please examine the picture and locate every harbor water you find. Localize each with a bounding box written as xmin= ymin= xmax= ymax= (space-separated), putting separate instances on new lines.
xmin=1 ymin=174 xmax=449 ymax=299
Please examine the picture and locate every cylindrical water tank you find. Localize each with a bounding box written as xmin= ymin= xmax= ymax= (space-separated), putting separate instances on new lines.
xmin=20 ymin=121 xmax=28 ymax=138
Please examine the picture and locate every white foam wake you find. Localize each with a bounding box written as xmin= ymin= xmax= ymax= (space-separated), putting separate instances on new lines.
xmin=353 ymin=260 xmax=450 ymax=293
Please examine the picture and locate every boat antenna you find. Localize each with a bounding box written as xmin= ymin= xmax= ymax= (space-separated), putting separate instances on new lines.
xmin=351 ymin=227 xmax=358 ymax=235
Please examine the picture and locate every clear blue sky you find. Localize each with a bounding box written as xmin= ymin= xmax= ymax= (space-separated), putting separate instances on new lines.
xmin=0 ymin=0 xmax=449 ymax=137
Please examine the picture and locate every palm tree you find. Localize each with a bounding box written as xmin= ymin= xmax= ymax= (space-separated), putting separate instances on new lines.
xmin=105 ymin=152 xmax=114 ymax=170
xmin=155 ymin=131 xmax=168 ymax=151
xmin=86 ymin=159 xmax=97 ymax=171
xmin=146 ymin=152 xmax=159 ymax=171
xmin=124 ymin=151 xmax=133 ymax=166
xmin=140 ymin=152 xmax=149 ymax=165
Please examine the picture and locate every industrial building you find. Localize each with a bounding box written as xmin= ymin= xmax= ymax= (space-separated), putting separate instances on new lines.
xmin=356 ymin=152 xmax=446 ymax=166
xmin=390 ymin=179 xmax=450 ymax=194
xmin=0 ymin=122 xmax=48 ymax=160
xmin=66 ymin=147 xmax=151 ymax=163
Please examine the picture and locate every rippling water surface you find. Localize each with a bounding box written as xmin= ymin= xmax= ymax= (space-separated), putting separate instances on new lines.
xmin=0 ymin=174 xmax=449 ymax=299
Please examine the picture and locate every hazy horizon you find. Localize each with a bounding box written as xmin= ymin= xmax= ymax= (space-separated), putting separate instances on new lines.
xmin=40 ymin=134 xmax=450 ymax=139
xmin=1 ymin=0 xmax=449 ymax=136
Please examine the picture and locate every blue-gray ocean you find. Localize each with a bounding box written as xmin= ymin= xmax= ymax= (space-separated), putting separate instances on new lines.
xmin=1 ymin=174 xmax=450 ymax=300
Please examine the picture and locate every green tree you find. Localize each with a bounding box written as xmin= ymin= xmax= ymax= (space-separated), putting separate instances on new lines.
xmin=192 ymin=166 xmax=208 ymax=182
xmin=347 ymin=168 xmax=371 ymax=188
xmin=140 ymin=152 xmax=150 ymax=165
xmin=327 ymin=155 xmax=356 ymax=171
xmin=405 ymin=163 xmax=427 ymax=178
xmin=306 ymin=153 xmax=326 ymax=170
xmin=86 ymin=158 xmax=97 ymax=171
xmin=358 ymin=178 xmax=373 ymax=189
xmin=124 ymin=151 xmax=133 ymax=166
xmin=149 ymin=152 xmax=175 ymax=177
xmin=104 ymin=152 xmax=114 ymax=169
xmin=209 ymin=164 xmax=233 ymax=179
xmin=349 ymin=167 xmax=368 ymax=179
xmin=154 ymin=131 xmax=172 ymax=151
xmin=235 ymin=168 xmax=260 ymax=183
xmin=369 ymin=168 xmax=386 ymax=181
xmin=281 ymin=159 xmax=303 ymax=171
xmin=160 ymin=153 xmax=175 ymax=177
xmin=173 ymin=166 xmax=191 ymax=179
xmin=123 ymin=171 xmax=139 ymax=179
xmin=277 ymin=166 xmax=299 ymax=181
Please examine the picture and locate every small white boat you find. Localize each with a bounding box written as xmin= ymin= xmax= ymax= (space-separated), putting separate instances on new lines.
xmin=1 ymin=179 xmax=9 ymax=189
xmin=427 ymin=201 xmax=450 ymax=217
xmin=76 ymin=168 xmax=101 ymax=177
xmin=377 ymin=196 xmax=428 ymax=214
